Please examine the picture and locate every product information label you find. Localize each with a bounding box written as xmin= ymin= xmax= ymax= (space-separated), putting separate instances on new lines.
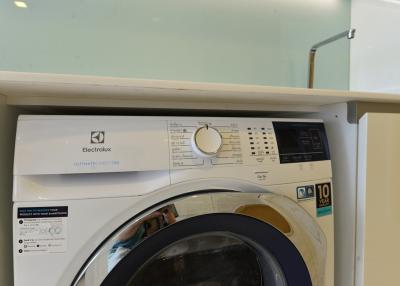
xmin=16 ymin=206 xmax=68 ymax=255
xmin=296 ymin=185 xmax=315 ymax=200
xmin=315 ymin=183 xmax=332 ymax=217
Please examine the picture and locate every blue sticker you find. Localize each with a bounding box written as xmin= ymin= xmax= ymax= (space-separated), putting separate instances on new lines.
xmin=317 ymin=206 xmax=332 ymax=217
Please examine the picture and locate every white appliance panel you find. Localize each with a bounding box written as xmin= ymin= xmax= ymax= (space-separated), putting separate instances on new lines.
xmin=356 ymin=113 xmax=400 ymax=286
xmin=13 ymin=116 xmax=334 ymax=286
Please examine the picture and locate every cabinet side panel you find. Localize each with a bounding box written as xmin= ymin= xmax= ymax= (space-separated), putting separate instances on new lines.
xmin=356 ymin=113 xmax=400 ymax=286
xmin=0 ymin=95 xmax=18 ymax=286
xmin=305 ymin=103 xmax=358 ymax=286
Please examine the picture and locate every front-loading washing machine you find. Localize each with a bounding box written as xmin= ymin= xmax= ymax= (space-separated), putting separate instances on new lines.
xmin=13 ymin=116 xmax=334 ymax=286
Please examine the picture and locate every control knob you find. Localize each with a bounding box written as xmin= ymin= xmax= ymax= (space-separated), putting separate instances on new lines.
xmin=191 ymin=125 xmax=223 ymax=157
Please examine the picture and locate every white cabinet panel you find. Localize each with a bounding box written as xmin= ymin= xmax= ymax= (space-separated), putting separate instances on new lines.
xmin=356 ymin=113 xmax=400 ymax=286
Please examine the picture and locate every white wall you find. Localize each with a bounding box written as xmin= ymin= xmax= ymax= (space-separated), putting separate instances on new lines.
xmin=0 ymin=0 xmax=351 ymax=89
xmin=351 ymin=0 xmax=400 ymax=93
xmin=0 ymin=96 xmax=18 ymax=285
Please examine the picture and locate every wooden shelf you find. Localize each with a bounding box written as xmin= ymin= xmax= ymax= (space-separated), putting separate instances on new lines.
xmin=1 ymin=71 xmax=400 ymax=111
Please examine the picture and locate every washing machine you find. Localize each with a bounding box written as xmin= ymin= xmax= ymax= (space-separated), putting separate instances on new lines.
xmin=13 ymin=116 xmax=334 ymax=286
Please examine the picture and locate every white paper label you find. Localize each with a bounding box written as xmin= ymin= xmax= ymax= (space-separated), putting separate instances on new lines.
xmin=16 ymin=207 xmax=68 ymax=255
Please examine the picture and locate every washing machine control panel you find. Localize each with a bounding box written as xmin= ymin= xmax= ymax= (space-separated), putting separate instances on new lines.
xmin=168 ymin=119 xmax=329 ymax=169
xmin=14 ymin=116 xmax=329 ymax=175
xmin=168 ymin=120 xmax=282 ymax=169
xmin=169 ymin=121 xmax=243 ymax=168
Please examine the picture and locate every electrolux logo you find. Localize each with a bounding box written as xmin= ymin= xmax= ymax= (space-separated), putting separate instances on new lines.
xmin=91 ymin=131 xmax=105 ymax=144
xmin=82 ymin=131 xmax=111 ymax=153
xmin=82 ymin=146 xmax=111 ymax=152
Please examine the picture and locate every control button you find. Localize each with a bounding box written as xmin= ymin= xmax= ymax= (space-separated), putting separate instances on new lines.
xmin=191 ymin=125 xmax=223 ymax=158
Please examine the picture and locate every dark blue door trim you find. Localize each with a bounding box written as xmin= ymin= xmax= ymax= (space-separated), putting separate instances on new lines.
xmin=102 ymin=213 xmax=312 ymax=286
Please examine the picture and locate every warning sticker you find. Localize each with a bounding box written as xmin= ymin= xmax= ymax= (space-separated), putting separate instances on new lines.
xmin=16 ymin=206 xmax=68 ymax=255
xmin=316 ymin=183 xmax=332 ymax=217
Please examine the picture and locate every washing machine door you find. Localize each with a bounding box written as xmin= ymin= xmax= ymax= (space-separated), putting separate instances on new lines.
xmin=73 ymin=192 xmax=313 ymax=286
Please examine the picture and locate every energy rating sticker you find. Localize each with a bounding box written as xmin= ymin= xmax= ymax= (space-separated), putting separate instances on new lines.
xmin=316 ymin=183 xmax=332 ymax=217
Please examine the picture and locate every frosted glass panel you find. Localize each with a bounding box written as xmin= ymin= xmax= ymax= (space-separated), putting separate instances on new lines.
xmin=0 ymin=0 xmax=350 ymax=89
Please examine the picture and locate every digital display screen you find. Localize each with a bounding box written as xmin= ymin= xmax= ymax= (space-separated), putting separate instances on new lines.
xmin=273 ymin=122 xmax=330 ymax=164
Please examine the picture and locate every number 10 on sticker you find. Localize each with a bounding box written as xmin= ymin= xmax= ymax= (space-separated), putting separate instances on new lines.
xmin=316 ymin=182 xmax=332 ymax=217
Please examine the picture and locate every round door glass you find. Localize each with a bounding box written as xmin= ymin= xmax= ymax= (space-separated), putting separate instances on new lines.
xmin=126 ymin=233 xmax=286 ymax=286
